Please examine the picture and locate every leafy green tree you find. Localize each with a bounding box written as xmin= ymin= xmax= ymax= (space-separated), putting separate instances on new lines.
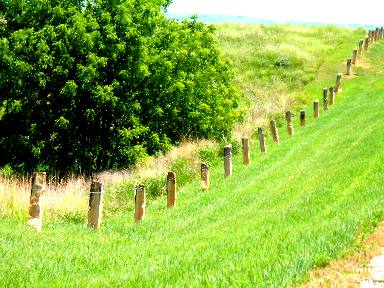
xmin=0 ymin=0 xmax=240 ymax=175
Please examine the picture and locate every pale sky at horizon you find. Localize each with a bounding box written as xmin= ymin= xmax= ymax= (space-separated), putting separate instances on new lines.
xmin=168 ymin=0 xmax=383 ymax=26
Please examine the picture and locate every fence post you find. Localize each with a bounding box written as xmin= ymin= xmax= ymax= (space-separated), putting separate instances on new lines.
xmin=242 ymin=137 xmax=250 ymax=165
xmin=88 ymin=181 xmax=104 ymax=229
xmin=134 ymin=184 xmax=146 ymax=221
xmin=314 ymin=100 xmax=319 ymax=118
xmin=329 ymin=87 xmax=335 ymax=105
xmin=224 ymin=145 xmax=232 ymax=177
xmin=346 ymin=59 xmax=352 ymax=76
xmin=167 ymin=172 xmax=177 ymax=208
xmin=286 ymin=111 xmax=294 ymax=135
xmin=201 ymin=163 xmax=209 ymax=190
xmin=375 ymin=28 xmax=379 ymax=41
xmin=352 ymin=48 xmax=358 ymax=65
xmin=364 ymin=36 xmax=370 ymax=52
xmin=258 ymin=127 xmax=267 ymax=153
xmin=300 ymin=110 xmax=306 ymax=126
xmin=323 ymin=88 xmax=328 ymax=111
xmin=369 ymin=30 xmax=374 ymax=43
xmin=335 ymin=73 xmax=343 ymax=93
xmin=270 ymin=120 xmax=279 ymax=144
xmin=358 ymin=39 xmax=364 ymax=55
xmin=28 ymin=172 xmax=46 ymax=232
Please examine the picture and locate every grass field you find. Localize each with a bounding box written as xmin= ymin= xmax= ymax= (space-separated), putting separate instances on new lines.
xmin=1 ymin=26 xmax=384 ymax=287
xmin=215 ymin=24 xmax=365 ymax=133
xmin=0 ymin=24 xmax=365 ymax=217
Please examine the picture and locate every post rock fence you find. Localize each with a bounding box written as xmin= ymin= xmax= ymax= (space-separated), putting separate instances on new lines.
xmin=25 ymin=27 xmax=383 ymax=231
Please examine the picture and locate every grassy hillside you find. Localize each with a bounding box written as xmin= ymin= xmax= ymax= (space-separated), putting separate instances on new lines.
xmin=1 ymin=25 xmax=384 ymax=287
xmin=2 ymin=24 xmax=365 ymax=221
xmin=215 ymin=24 xmax=365 ymax=131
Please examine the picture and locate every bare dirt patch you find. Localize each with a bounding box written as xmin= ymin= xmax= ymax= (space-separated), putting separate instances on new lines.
xmin=356 ymin=58 xmax=373 ymax=70
xmin=301 ymin=223 xmax=384 ymax=288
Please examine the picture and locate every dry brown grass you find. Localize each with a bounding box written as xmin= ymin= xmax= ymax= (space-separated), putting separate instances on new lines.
xmin=0 ymin=139 xmax=216 ymax=219
xmin=0 ymin=174 xmax=89 ymax=220
xmin=356 ymin=57 xmax=373 ymax=70
xmin=232 ymin=90 xmax=295 ymax=139
xmin=123 ymin=139 xmax=215 ymax=183
xmin=301 ymin=223 xmax=384 ymax=288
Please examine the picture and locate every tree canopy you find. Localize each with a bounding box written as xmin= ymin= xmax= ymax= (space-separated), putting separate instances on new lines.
xmin=0 ymin=0 xmax=240 ymax=175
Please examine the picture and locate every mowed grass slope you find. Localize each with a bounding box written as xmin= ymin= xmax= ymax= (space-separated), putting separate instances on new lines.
xmin=215 ymin=24 xmax=364 ymax=124
xmin=2 ymin=31 xmax=384 ymax=287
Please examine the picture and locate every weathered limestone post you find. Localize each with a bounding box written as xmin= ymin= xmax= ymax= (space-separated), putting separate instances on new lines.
xmin=352 ymin=48 xmax=358 ymax=65
xmin=134 ymin=184 xmax=146 ymax=221
xmin=242 ymin=137 xmax=250 ymax=165
xmin=329 ymin=87 xmax=335 ymax=105
xmin=88 ymin=181 xmax=104 ymax=229
xmin=323 ymin=88 xmax=329 ymax=111
xmin=270 ymin=120 xmax=279 ymax=144
xmin=166 ymin=172 xmax=177 ymax=208
xmin=364 ymin=36 xmax=370 ymax=52
xmin=369 ymin=30 xmax=374 ymax=43
xmin=314 ymin=100 xmax=320 ymax=118
xmin=358 ymin=39 xmax=364 ymax=55
xmin=335 ymin=73 xmax=343 ymax=93
xmin=286 ymin=111 xmax=294 ymax=135
xmin=346 ymin=59 xmax=352 ymax=76
xmin=224 ymin=144 xmax=232 ymax=177
xmin=28 ymin=172 xmax=46 ymax=232
xmin=258 ymin=127 xmax=267 ymax=153
xmin=300 ymin=110 xmax=306 ymax=126
xmin=201 ymin=163 xmax=209 ymax=190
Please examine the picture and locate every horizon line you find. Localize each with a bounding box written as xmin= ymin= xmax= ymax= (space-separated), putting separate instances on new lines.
xmin=166 ymin=12 xmax=381 ymax=29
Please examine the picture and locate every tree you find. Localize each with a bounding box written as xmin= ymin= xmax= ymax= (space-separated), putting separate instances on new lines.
xmin=0 ymin=0 xmax=240 ymax=175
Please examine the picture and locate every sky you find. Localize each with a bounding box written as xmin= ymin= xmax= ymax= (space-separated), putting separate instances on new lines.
xmin=167 ymin=0 xmax=384 ymax=26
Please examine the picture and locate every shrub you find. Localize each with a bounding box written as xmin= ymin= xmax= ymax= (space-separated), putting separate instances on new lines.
xmin=170 ymin=157 xmax=197 ymax=187
xmin=0 ymin=0 xmax=240 ymax=175
xmin=103 ymin=181 xmax=135 ymax=217
xmin=197 ymin=145 xmax=219 ymax=167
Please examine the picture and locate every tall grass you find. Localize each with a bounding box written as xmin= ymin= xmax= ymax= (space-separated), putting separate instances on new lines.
xmin=0 ymin=140 xmax=217 ymax=219
xmin=0 ymin=175 xmax=89 ymax=221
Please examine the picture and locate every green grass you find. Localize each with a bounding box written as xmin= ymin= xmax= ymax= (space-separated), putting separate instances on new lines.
xmin=215 ymin=24 xmax=365 ymax=120
xmin=2 ymin=27 xmax=384 ymax=287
